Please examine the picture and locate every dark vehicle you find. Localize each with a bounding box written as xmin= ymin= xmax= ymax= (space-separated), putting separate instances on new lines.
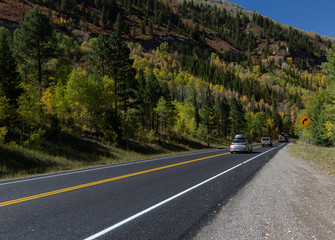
xmin=261 ymin=137 xmax=273 ymax=147
xmin=278 ymin=134 xmax=289 ymax=142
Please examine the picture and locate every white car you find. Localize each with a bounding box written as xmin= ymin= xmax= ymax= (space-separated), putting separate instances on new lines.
xmin=230 ymin=138 xmax=253 ymax=153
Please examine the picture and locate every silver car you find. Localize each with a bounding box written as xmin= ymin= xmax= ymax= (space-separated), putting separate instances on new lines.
xmin=261 ymin=137 xmax=273 ymax=147
xmin=230 ymin=138 xmax=253 ymax=153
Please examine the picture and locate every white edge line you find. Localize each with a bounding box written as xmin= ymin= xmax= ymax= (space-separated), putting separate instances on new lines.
xmin=0 ymin=149 xmax=225 ymax=186
xmin=84 ymin=143 xmax=285 ymax=240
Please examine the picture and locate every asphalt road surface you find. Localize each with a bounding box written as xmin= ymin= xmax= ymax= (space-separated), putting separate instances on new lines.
xmin=0 ymin=142 xmax=287 ymax=239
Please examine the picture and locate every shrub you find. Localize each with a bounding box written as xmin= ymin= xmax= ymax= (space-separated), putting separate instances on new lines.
xmin=0 ymin=126 xmax=8 ymax=144
xmin=23 ymin=128 xmax=46 ymax=149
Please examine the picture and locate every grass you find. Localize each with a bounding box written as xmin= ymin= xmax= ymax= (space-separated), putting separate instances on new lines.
xmin=288 ymin=140 xmax=335 ymax=177
xmin=0 ymin=134 xmax=229 ymax=180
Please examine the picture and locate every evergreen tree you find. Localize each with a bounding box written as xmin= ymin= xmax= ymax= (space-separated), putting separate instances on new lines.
xmin=0 ymin=27 xmax=22 ymax=106
xmin=14 ymin=5 xmax=56 ymax=96
xmin=145 ymin=71 xmax=161 ymax=129
xmin=167 ymin=20 xmax=171 ymax=33
xmin=213 ymin=96 xmax=230 ymax=138
xmin=115 ymin=13 xmax=123 ymax=35
xmin=229 ymin=97 xmax=245 ymax=136
xmin=148 ymin=20 xmax=153 ymax=36
xmin=199 ymin=89 xmax=214 ymax=134
xmin=154 ymin=96 xmax=168 ymax=140
xmin=140 ymin=21 xmax=146 ymax=34
xmin=89 ymin=32 xmax=136 ymax=138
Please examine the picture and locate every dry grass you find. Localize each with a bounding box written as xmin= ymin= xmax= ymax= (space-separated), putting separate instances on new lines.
xmin=288 ymin=140 xmax=335 ymax=177
xmin=0 ymin=136 xmax=228 ymax=180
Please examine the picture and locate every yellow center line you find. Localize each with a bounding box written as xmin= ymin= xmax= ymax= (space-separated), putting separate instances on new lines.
xmin=0 ymin=151 xmax=231 ymax=208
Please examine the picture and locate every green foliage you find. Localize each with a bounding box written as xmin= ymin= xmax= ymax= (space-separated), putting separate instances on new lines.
xmin=229 ymin=97 xmax=246 ymax=136
xmin=23 ymin=128 xmax=46 ymax=149
xmin=0 ymin=126 xmax=8 ymax=144
xmin=0 ymin=96 xmax=10 ymax=122
xmin=0 ymin=1 xmax=308 ymax=155
xmin=199 ymin=89 xmax=214 ymax=133
xmin=89 ymin=32 xmax=136 ymax=119
xmin=244 ymin=112 xmax=266 ymax=141
xmin=196 ymin=123 xmax=208 ymax=140
xmin=323 ymin=46 xmax=335 ymax=84
xmin=54 ymin=33 xmax=81 ymax=84
xmin=14 ymin=5 xmax=56 ymax=95
xmin=17 ymin=84 xmax=44 ymax=130
xmin=100 ymin=129 xmax=118 ymax=146
xmin=123 ymin=112 xmax=141 ymax=141
xmin=306 ymin=90 xmax=333 ymax=146
xmin=0 ymin=27 xmax=22 ymax=106
xmin=317 ymin=47 xmax=335 ymax=144
xmin=213 ymin=96 xmax=230 ymax=138
xmin=154 ymin=96 xmax=168 ymax=138
xmin=174 ymin=100 xmax=197 ymax=136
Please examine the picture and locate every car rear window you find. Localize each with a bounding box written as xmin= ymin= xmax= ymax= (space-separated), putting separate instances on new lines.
xmin=233 ymin=139 xmax=246 ymax=143
xmin=262 ymin=138 xmax=270 ymax=140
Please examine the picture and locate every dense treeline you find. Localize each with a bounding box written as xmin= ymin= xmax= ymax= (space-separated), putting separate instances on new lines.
xmin=0 ymin=5 xmax=300 ymax=152
xmin=300 ymin=48 xmax=335 ymax=146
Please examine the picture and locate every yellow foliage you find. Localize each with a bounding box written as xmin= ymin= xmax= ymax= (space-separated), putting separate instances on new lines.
xmin=325 ymin=121 xmax=335 ymax=138
xmin=253 ymin=65 xmax=261 ymax=76
xmin=41 ymin=87 xmax=54 ymax=115
xmin=209 ymin=82 xmax=214 ymax=91
xmin=0 ymin=126 xmax=8 ymax=144
xmin=242 ymin=95 xmax=248 ymax=103
xmin=144 ymin=67 xmax=152 ymax=76
xmin=153 ymin=68 xmax=160 ymax=76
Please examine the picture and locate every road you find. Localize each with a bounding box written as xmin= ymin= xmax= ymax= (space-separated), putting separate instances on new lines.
xmin=0 ymin=142 xmax=287 ymax=239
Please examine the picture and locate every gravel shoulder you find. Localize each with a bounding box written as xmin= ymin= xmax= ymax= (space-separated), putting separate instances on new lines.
xmin=193 ymin=144 xmax=335 ymax=240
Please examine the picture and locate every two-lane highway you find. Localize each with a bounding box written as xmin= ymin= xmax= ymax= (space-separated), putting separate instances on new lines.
xmin=0 ymin=142 xmax=287 ymax=239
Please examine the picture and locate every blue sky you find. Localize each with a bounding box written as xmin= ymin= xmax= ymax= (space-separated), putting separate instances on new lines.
xmin=227 ymin=0 xmax=335 ymax=38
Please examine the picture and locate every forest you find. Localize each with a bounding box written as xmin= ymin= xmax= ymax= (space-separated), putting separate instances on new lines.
xmin=0 ymin=1 xmax=334 ymax=177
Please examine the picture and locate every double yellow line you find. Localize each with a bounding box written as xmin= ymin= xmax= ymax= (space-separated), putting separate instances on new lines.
xmin=0 ymin=151 xmax=231 ymax=208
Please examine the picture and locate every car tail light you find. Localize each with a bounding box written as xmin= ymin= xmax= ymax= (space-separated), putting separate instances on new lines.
xmin=231 ymin=144 xmax=234 ymax=146
xmin=242 ymin=143 xmax=246 ymax=145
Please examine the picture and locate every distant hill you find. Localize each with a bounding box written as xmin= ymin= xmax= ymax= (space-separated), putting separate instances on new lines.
xmin=0 ymin=0 xmax=333 ymax=69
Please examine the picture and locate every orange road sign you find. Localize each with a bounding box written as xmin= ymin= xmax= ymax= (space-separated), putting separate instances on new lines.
xmin=299 ymin=115 xmax=312 ymax=127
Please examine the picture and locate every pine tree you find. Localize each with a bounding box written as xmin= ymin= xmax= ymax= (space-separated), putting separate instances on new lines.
xmin=140 ymin=21 xmax=146 ymax=34
xmin=145 ymin=71 xmax=161 ymax=129
xmin=0 ymin=27 xmax=22 ymax=107
xmin=213 ymin=96 xmax=230 ymax=138
xmin=167 ymin=20 xmax=171 ymax=33
xmin=199 ymin=89 xmax=214 ymax=134
xmin=229 ymin=97 xmax=245 ymax=136
xmin=14 ymin=5 xmax=56 ymax=97
xmin=148 ymin=20 xmax=153 ymax=36
xmin=154 ymin=96 xmax=168 ymax=140
xmin=88 ymin=32 xmax=136 ymax=138
xmin=115 ymin=13 xmax=123 ymax=35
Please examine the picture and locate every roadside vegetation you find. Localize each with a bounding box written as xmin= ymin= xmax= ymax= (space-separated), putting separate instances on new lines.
xmin=0 ymin=1 xmax=334 ymax=180
xmin=0 ymin=135 xmax=227 ymax=180
xmin=288 ymin=141 xmax=335 ymax=176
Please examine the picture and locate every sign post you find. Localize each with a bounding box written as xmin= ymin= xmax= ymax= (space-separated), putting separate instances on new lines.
xmin=299 ymin=115 xmax=312 ymax=152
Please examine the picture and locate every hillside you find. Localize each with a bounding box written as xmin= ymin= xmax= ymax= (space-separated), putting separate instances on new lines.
xmin=0 ymin=0 xmax=334 ymax=177
xmin=0 ymin=0 xmax=333 ymax=62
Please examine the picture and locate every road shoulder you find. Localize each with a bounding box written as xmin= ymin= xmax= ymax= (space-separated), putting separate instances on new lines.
xmin=193 ymin=144 xmax=335 ymax=240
